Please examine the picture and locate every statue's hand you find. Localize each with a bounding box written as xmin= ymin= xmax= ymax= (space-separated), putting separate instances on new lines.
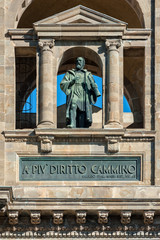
xmin=69 ymin=78 xmax=76 ymax=87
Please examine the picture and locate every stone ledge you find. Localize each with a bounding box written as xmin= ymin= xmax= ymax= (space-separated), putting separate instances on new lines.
xmin=3 ymin=128 xmax=155 ymax=140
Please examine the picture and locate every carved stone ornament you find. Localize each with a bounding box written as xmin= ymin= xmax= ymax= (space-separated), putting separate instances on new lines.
xmin=38 ymin=40 xmax=55 ymax=52
xmin=8 ymin=211 xmax=19 ymax=225
xmin=121 ymin=211 xmax=132 ymax=225
xmin=76 ymin=211 xmax=87 ymax=224
xmin=107 ymin=139 xmax=119 ymax=153
xmin=53 ymin=211 xmax=64 ymax=225
xmin=98 ymin=211 xmax=109 ymax=224
xmin=41 ymin=137 xmax=53 ymax=153
xmin=30 ymin=211 xmax=41 ymax=225
xmin=105 ymin=39 xmax=122 ymax=50
xmin=143 ymin=211 xmax=155 ymax=225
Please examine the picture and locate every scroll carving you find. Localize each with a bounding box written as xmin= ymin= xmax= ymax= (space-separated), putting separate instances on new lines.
xmin=38 ymin=40 xmax=55 ymax=52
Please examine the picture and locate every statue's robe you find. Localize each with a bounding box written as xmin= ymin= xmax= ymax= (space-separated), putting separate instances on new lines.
xmin=60 ymin=69 xmax=98 ymax=126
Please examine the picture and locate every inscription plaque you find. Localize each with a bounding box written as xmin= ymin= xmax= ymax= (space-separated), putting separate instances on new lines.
xmin=19 ymin=156 xmax=141 ymax=181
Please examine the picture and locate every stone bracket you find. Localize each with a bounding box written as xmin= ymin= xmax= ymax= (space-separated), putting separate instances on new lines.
xmin=105 ymin=136 xmax=121 ymax=153
xmin=120 ymin=211 xmax=132 ymax=225
xmin=76 ymin=211 xmax=87 ymax=224
xmin=38 ymin=136 xmax=55 ymax=153
xmin=98 ymin=210 xmax=109 ymax=224
xmin=30 ymin=211 xmax=41 ymax=225
xmin=8 ymin=211 xmax=19 ymax=225
xmin=143 ymin=211 xmax=155 ymax=225
xmin=52 ymin=211 xmax=64 ymax=225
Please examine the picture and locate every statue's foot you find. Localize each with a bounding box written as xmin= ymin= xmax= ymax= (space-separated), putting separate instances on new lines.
xmin=67 ymin=125 xmax=75 ymax=128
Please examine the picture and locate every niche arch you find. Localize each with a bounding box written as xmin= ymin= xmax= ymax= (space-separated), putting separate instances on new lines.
xmin=124 ymin=77 xmax=143 ymax=128
xmin=6 ymin=0 xmax=146 ymax=28
xmin=57 ymin=46 xmax=103 ymax=128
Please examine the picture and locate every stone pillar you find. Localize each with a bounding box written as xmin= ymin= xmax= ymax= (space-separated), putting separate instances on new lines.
xmin=38 ymin=40 xmax=54 ymax=127
xmin=105 ymin=40 xmax=122 ymax=128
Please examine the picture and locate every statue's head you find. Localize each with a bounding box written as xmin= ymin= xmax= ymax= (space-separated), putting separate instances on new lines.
xmin=76 ymin=57 xmax=85 ymax=70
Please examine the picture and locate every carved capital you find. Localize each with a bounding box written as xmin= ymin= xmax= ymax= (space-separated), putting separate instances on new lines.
xmin=105 ymin=39 xmax=122 ymax=51
xmin=98 ymin=211 xmax=109 ymax=224
xmin=121 ymin=211 xmax=132 ymax=225
xmin=76 ymin=211 xmax=87 ymax=224
xmin=52 ymin=211 xmax=63 ymax=225
xmin=30 ymin=211 xmax=41 ymax=225
xmin=143 ymin=211 xmax=155 ymax=225
xmin=39 ymin=40 xmax=55 ymax=52
xmin=8 ymin=211 xmax=19 ymax=225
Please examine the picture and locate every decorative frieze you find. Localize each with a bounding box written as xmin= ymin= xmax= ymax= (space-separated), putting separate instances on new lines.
xmin=98 ymin=211 xmax=109 ymax=224
xmin=52 ymin=211 xmax=63 ymax=225
xmin=143 ymin=211 xmax=155 ymax=225
xmin=120 ymin=211 xmax=132 ymax=225
xmin=76 ymin=211 xmax=87 ymax=224
xmin=30 ymin=211 xmax=41 ymax=225
xmin=8 ymin=211 xmax=19 ymax=225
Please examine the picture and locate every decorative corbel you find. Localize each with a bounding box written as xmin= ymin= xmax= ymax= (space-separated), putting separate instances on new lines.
xmin=105 ymin=137 xmax=120 ymax=153
xmin=98 ymin=211 xmax=109 ymax=224
xmin=8 ymin=211 xmax=19 ymax=225
xmin=76 ymin=211 xmax=87 ymax=224
xmin=38 ymin=136 xmax=55 ymax=153
xmin=52 ymin=211 xmax=63 ymax=225
xmin=30 ymin=211 xmax=41 ymax=225
xmin=120 ymin=211 xmax=132 ymax=225
xmin=143 ymin=211 xmax=155 ymax=225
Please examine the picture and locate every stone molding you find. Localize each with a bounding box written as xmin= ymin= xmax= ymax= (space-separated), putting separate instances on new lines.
xmin=3 ymin=129 xmax=155 ymax=143
xmin=8 ymin=28 xmax=151 ymax=42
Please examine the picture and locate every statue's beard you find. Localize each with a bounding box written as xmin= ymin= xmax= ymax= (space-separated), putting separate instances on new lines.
xmin=76 ymin=64 xmax=83 ymax=70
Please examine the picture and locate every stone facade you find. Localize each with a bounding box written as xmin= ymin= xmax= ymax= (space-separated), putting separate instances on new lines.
xmin=0 ymin=0 xmax=160 ymax=239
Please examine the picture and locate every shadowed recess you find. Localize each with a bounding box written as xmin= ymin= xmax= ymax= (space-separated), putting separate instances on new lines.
xmin=18 ymin=0 xmax=143 ymax=28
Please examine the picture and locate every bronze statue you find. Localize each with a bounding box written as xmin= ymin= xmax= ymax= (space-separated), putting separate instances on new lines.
xmin=60 ymin=57 xmax=101 ymax=128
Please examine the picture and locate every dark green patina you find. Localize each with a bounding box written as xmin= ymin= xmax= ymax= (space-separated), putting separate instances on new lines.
xmin=60 ymin=57 xmax=101 ymax=128
xmin=19 ymin=156 xmax=141 ymax=181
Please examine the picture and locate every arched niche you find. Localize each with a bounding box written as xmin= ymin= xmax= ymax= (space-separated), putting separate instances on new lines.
xmin=57 ymin=47 xmax=103 ymax=128
xmin=9 ymin=0 xmax=145 ymax=29
xmin=123 ymin=47 xmax=144 ymax=128
xmin=58 ymin=47 xmax=102 ymax=77
xmin=124 ymin=78 xmax=143 ymax=128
